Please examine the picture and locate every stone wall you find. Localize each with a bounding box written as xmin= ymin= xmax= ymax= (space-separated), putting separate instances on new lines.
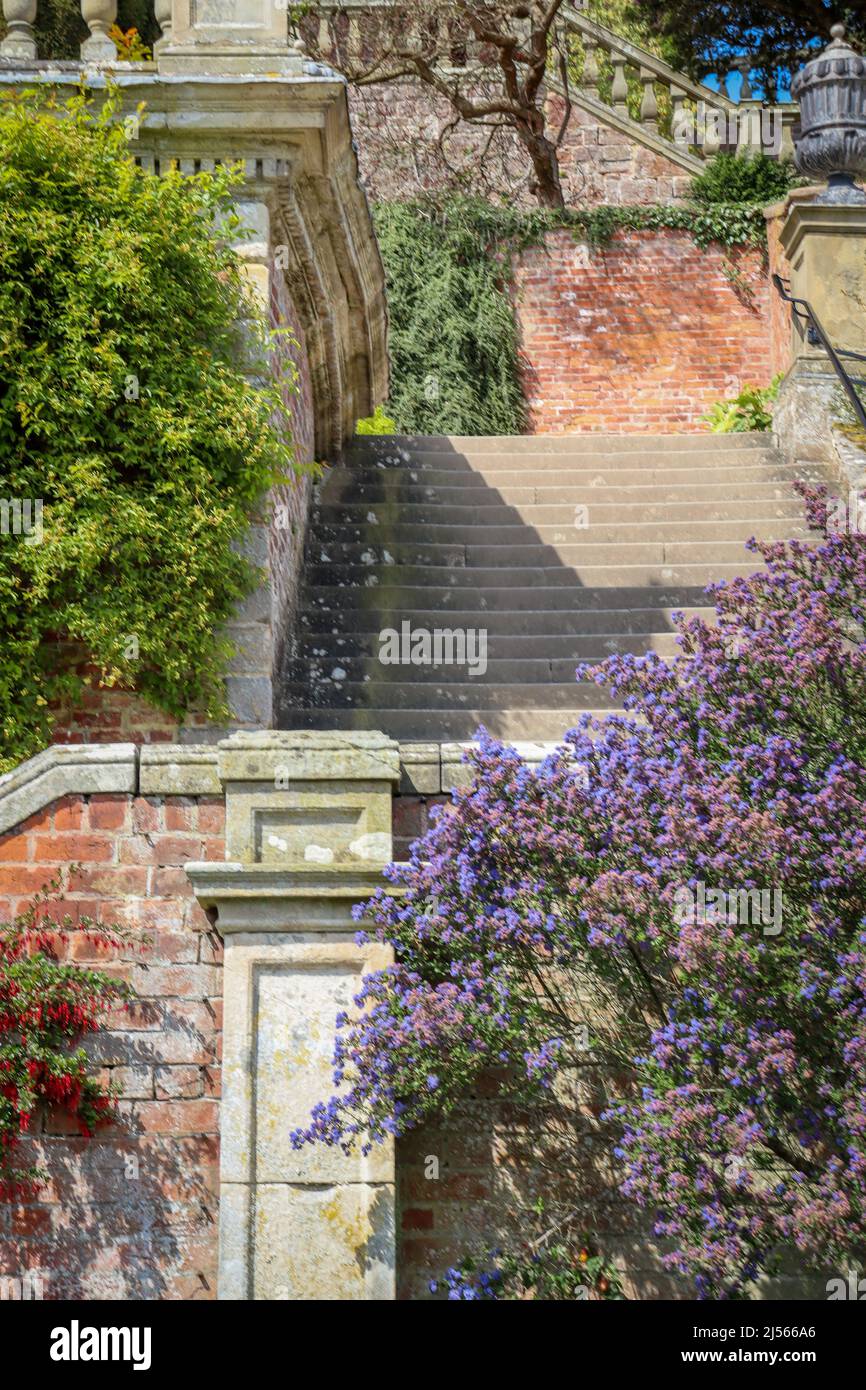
xmin=345 ymin=81 xmax=693 ymax=208
xmin=513 ymin=228 xmax=775 ymax=434
xmin=0 ymin=739 xmax=829 ymax=1301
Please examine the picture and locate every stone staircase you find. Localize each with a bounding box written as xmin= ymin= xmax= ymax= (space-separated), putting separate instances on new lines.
xmin=280 ymin=434 xmax=822 ymax=742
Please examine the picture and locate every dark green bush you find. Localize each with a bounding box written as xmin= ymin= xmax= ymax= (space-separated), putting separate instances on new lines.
xmin=688 ymin=150 xmax=801 ymax=206
xmin=373 ymin=199 xmax=528 ymax=437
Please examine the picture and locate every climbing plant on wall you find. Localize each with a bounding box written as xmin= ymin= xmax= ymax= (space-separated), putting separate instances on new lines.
xmin=0 ymin=882 xmax=132 ymax=1199
xmin=0 ymin=87 xmax=299 ymax=773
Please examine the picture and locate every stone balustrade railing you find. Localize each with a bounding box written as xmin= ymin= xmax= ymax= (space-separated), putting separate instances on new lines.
xmin=308 ymin=1 xmax=797 ymax=165
xmin=0 ymin=0 xmax=164 ymax=61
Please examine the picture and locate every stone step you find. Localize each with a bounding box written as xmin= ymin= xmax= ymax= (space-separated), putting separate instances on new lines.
xmin=315 ymin=480 xmax=827 ymax=507
xmin=304 ymin=581 xmax=732 ymax=610
xmin=307 ymin=540 xmax=789 ymax=571
xmin=344 ymin=448 xmax=783 ymax=473
xmin=309 ymin=521 xmax=814 ymax=550
xmin=282 ymin=706 xmax=617 ymax=740
xmin=282 ymin=680 xmax=620 ymax=710
xmin=347 ymin=432 xmax=775 ymax=455
xmin=305 ymin=556 xmax=767 ymax=587
xmin=310 ymin=499 xmax=807 ymax=526
xmin=289 ymin=651 xmax=676 ymax=684
xmin=288 ymin=431 xmax=818 ymax=743
xmin=320 ymin=464 xmax=810 ymax=490
xmin=298 ymin=631 xmax=684 ymax=660
xmin=300 ymin=605 xmax=713 ymax=636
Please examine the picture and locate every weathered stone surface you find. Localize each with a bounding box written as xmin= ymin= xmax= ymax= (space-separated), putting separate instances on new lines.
xmin=781 ymin=204 xmax=866 ymax=357
xmin=397 ymin=743 xmax=441 ymax=794
xmin=774 ymin=201 xmax=866 ymax=487
xmin=187 ymin=729 xmax=399 ymax=1300
xmin=139 ymin=746 xmax=222 ymax=797
xmin=0 ymin=744 xmax=137 ymax=836
xmin=216 ymin=730 xmax=399 ymax=865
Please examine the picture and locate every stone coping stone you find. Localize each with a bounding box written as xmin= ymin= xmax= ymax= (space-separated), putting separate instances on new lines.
xmin=186 ymin=860 xmax=403 ymax=933
xmin=218 ymin=730 xmax=401 ymax=784
xmin=139 ymin=745 xmax=224 ymax=797
xmin=0 ymin=737 xmax=569 ymax=833
xmin=0 ymin=744 xmax=137 ymax=837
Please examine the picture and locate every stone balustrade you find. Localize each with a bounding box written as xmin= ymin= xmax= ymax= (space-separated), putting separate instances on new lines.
xmin=1 ymin=0 xmax=123 ymax=60
xmin=307 ymin=1 xmax=797 ymax=166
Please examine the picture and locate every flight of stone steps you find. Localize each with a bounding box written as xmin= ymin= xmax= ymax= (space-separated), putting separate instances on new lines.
xmin=280 ymin=434 xmax=824 ymax=742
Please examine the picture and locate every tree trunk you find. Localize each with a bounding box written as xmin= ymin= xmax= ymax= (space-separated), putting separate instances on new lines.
xmin=519 ymin=125 xmax=566 ymax=209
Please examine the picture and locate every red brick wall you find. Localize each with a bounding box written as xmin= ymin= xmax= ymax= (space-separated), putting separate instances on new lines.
xmin=513 ymin=228 xmax=773 ymax=434
xmin=0 ymin=793 xmax=225 ymax=1300
xmin=765 ymin=204 xmax=795 ymax=380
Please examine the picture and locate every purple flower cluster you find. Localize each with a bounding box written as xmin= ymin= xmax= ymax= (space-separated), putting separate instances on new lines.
xmin=294 ymin=483 xmax=866 ymax=1297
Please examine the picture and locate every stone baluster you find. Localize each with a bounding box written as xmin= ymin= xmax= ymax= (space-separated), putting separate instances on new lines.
xmin=80 ymin=0 xmax=118 ymax=61
xmin=317 ymin=13 xmax=332 ymax=59
xmin=347 ymin=10 xmax=361 ymax=62
xmin=582 ymin=39 xmax=600 ymax=99
xmin=670 ymin=87 xmax=690 ymax=146
xmin=735 ymin=56 xmax=753 ymax=101
xmin=611 ymin=53 xmax=629 ymax=115
xmin=0 ymin=0 xmax=38 ymax=59
xmin=639 ymin=67 xmax=659 ymax=131
xmin=153 ymin=0 xmax=171 ymax=48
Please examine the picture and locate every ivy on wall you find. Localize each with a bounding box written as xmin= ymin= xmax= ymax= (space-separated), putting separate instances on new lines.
xmin=0 ymin=89 xmax=299 ymax=774
xmin=375 ymin=156 xmax=800 ymax=436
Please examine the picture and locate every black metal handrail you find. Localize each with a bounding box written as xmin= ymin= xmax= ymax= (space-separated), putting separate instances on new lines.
xmin=772 ymin=272 xmax=866 ymax=432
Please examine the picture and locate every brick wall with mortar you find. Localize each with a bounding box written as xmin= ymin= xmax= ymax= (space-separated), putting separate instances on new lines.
xmin=513 ymin=227 xmax=775 ymax=434
xmin=0 ymin=792 xmax=225 ymax=1300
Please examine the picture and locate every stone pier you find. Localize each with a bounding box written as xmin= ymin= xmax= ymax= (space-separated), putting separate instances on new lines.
xmin=186 ymin=732 xmax=401 ymax=1299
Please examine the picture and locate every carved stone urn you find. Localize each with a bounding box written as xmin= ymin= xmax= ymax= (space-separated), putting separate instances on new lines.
xmin=792 ymin=23 xmax=866 ymax=204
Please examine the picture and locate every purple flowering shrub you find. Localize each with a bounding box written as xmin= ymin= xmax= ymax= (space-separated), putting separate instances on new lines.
xmin=293 ymin=484 xmax=866 ymax=1298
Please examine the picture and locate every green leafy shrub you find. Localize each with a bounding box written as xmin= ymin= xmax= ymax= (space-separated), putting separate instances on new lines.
xmin=703 ymin=373 xmax=783 ymax=432
xmin=688 ymin=151 xmax=801 ymax=207
xmin=373 ymin=199 xmax=527 ymax=436
xmin=355 ymin=405 xmax=397 ymax=435
xmin=0 ymin=88 xmax=298 ymax=772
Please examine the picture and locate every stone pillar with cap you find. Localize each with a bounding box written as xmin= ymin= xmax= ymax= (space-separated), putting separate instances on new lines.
xmin=186 ymin=732 xmax=401 ymax=1300
xmin=770 ymin=23 xmax=866 ymax=472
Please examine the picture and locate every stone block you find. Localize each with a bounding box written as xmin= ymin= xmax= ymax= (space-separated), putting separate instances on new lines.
xmin=397 ymin=743 xmax=441 ymax=794
xmin=139 ymin=746 xmax=222 ymax=797
xmin=186 ymin=729 xmax=400 ymax=1300
xmin=225 ymin=675 xmax=273 ymax=726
